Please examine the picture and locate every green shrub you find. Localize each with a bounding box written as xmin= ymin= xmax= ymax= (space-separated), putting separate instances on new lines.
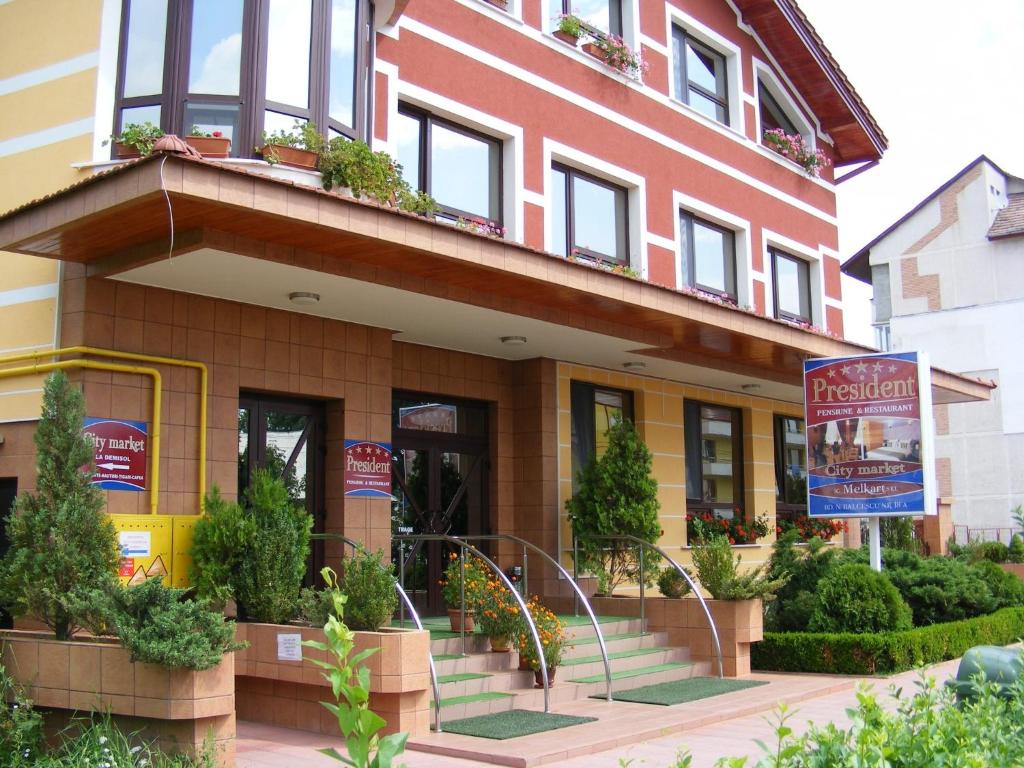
xmin=765 ymin=531 xmax=838 ymax=631
xmin=692 ymin=534 xmax=786 ymax=601
xmin=885 ymin=554 xmax=997 ymax=625
xmin=808 ymin=563 xmax=912 ymax=633
xmin=566 ymin=419 xmax=660 ymax=595
xmin=753 ymin=607 xmax=1024 ymax=675
xmin=0 ymin=662 xmax=44 ymax=766
xmin=656 ymin=566 xmax=692 ymax=599
xmin=341 ymin=549 xmax=399 ymax=631
xmin=1009 ymin=534 xmax=1024 ymax=563
xmin=879 ymin=515 xmax=918 ymax=552
xmin=296 ymin=585 xmax=335 ymax=627
xmin=0 ymin=371 xmax=119 ymax=640
xmin=189 ymin=487 xmax=256 ymax=609
xmin=971 ymin=559 xmax=1024 ymax=608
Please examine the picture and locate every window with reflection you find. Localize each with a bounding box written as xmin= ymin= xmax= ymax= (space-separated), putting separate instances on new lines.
xmin=570 ymin=381 xmax=633 ymax=483
xmin=672 ymin=27 xmax=729 ymax=125
xmin=396 ymin=105 xmax=502 ymax=225
xmin=113 ymin=0 xmax=370 ymax=157
xmin=769 ymin=247 xmax=811 ymax=323
xmin=680 ymin=211 xmax=736 ymax=300
xmin=774 ymin=416 xmax=807 ymax=508
xmin=758 ymin=79 xmax=800 ymax=139
xmin=551 ymin=164 xmax=629 ymax=265
xmin=684 ymin=401 xmax=742 ymax=509
xmin=561 ymin=0 xmax=622 ymax=36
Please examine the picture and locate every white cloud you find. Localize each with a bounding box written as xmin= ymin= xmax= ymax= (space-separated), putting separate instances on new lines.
xmin=190 ymin=33 xmax=242 ymax=95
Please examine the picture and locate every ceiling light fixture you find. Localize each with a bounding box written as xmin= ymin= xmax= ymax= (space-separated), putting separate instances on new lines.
xmin=500 ymin=336 xmax=528 ymax=346
xmin=288 ymin=291 xmax=320 ymax=306
xmin=623 ymin=361 xmax=647 ymax=371
xmin=740 ymin=383 xmax=762 ymax=393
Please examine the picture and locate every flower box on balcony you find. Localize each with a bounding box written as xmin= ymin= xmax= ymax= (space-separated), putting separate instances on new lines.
xmin=259 ymin=143 xmax=319 ymax=170
xmin=185 ymin=136 xmax=232 ymax=158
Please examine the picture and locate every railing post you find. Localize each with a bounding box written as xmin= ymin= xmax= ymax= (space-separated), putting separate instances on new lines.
xmin=459 ymin=544 xmax=467 ymax=658
xmin=572 ymin=534 xmax=579 ymax=617
xmin=399 ymin=539 xmax=406 ymax=626
xmin=639 ymin=545 xmax=645 ymax=636
xmin=522 ymin=544 xmax=528 ymax=598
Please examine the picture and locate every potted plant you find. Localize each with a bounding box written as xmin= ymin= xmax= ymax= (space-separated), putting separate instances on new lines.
xmin=184 ymin=125 xmax=231 ymax=158
xmin=105 ymin=122 xmax=164 ymax=158
xmin=515 ymin=596 xmax=566 ymax=686
xmin=656 ymin=566 xmax=693 ymax=599
xmin=687 ymin=508 xmax=771 ymax=545
xmin=553 ymin=13 xmax=584 ymax=46
xmin=762 ymin=128 xmax=830 ymax=178
xmin=582 ymin=33 xmax=647 ymax=78
xmin=258 ymin=120 xmax=325 ymax=169
xmin=476 ymin=576 xmax=521 ymax=652
xmin=439 ymin=551 xmax=488 ymax=631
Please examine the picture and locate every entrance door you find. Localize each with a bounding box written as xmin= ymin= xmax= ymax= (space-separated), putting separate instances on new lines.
xmin=0 ymin=478 xmax=15 ymax=628
xmin=391 ymin=393 xmax=489 ymax=614
xmin=238 ymin=395 xmax=326 ymax=582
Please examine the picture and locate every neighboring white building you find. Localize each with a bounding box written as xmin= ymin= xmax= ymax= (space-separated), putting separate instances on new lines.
xmin=843 ymin=156 xmax=1024 ymax=536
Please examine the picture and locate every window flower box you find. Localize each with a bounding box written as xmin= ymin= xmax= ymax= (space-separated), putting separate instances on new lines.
xmin=259 ymin=143 xmax=319 ymax=170
xmin=581 ymin=34 xmax=647 ymax=78
xmin=185 ymin=135 xmax=231 ymax=158
xmin=762 ymin=128 xmax=829 ymax=177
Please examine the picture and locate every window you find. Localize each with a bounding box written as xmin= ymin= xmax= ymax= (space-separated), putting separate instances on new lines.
xmin=562 ymin=0 xmax=622 ymax=36
xmin=758 ymin=79 xmax=799 ymax=138
xmin=684 ymin=401 xmax=742 ymax=510
xmin=672 ymin=28 xmax=729 ymax=125
xmin=552 ymin=164 xmax=629 ymax=265
xmin=113 ymin=0 xmax=371 ymax=157
xmin=570 ymin=381 xmax=634 ymax=482
xmin=769 ymin=247 xmax=811 ymax=323
xmin=774 ymin=416 xmax=807 ymax=508
xmin=395 ymin=105 xmax=503 ymax=225
xmin=680 ymin=212 xmax=736 ymax=300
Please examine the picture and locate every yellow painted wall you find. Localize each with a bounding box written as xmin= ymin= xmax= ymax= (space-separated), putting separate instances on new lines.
xmin=0 ymin=0 xmax=103 ymax=80
xmin=557 ymin=362 xmax=804 ymax=587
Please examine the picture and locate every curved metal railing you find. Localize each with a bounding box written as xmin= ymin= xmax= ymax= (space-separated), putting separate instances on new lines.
xmin=393 ymin=534 xmax=551 ymax=712
xmin=310 ymin=533 xmax=444 ymax=732
xmin=458 ymin=533 xmax=613 ymax=702
xmin=573 ymin=534 xmax=724 ymax=678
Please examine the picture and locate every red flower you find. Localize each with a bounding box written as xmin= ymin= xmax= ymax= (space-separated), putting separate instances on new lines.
xmin=212 ymin=131 xmax=223 ymax=137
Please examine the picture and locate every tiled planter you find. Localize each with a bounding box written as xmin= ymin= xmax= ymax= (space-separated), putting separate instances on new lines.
xmin=234 ymin=622 xmax=430 ymax=737
xmin=0 ymin=630 xmax=234 ymax=763
xmin=589 ymin=595 xmax=763 ymax=677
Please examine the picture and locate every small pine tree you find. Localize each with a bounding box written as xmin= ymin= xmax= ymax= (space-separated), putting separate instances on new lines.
xmin=567 ymin=419 xmax=660 ymax=594
xmin=0 ymin=371 xmax=119 ymax=640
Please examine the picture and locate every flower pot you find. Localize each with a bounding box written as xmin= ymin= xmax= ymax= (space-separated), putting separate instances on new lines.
xmin=489 ymin=634 xmax=511 ymax=652
xmin=553 ymin=30 xmax=579 ymax=46
xmin=260 ymin=143 xmax=318 ymax=170
xmin=581 ymin=42 xmax=605 ymax=63
xmin=113 ymin=141 xmax=140 ymax=159
xmin=534 ymin=666 xmax=556 ymax=688
xmin=448 ymin=607 xmax=475 ymax=632
xmin=518 ymin=652 xmax=531 ymax=670
xmin=185 ymin=136 xmax=231 ymax=158
xmin=484 ymin=0 xmax=508 ymax=9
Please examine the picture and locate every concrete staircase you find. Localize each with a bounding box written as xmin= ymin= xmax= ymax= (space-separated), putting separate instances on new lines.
xmin=428 ymin=615 xmax=710 ymax=721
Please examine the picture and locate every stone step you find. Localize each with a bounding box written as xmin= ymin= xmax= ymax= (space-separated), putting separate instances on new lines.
xmin=560 ymin=647 xmax=689 ymax=681
xmin=429 ymin=690 xmax=515 ymax=721
xmin=563 ymin=630 xmax=668 ymax=659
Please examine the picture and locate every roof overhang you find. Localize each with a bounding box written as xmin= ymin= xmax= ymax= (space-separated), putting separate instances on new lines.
xmin=0 ymin=153 xmax=989 ymax=406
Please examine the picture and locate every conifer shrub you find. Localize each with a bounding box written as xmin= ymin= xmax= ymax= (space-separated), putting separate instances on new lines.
xmin=765 ymin=530 xmax=838 ymax=631
xmin=340 ymin=549 xmax=398 ymax=631
xmin=1008 ymin=533 xmax=1024 ymax=564
xmin=656 ymin=566 xmax=692 ymax=599
xmin=566 ymin=419 xmax=660 ymax=595
xmin=971 ymin=559 xmax=1024 ymax=609
xmin=691 ymin=534 xmax=787 ymax=601
xmin=0 ymin=371 xmax=119 ymax=640
xmin=808 ymin=563 xmax=913 ymax=633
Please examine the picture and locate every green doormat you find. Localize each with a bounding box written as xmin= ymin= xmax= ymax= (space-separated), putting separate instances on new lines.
xmin=598 ymin=676 xmax=768 ymax=706
xmin=443 ymin=709 xmax=597 ymax=740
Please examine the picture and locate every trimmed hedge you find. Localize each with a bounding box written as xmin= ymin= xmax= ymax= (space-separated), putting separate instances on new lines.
xmin=752 ymin=607 xmax=1024 ymax=675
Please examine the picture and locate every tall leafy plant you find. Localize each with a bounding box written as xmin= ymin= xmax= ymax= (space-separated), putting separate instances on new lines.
xmin=0 ymin=371 xmax=119 ymax=640
xmin=566 ymin=419 xmax=660 ymax=595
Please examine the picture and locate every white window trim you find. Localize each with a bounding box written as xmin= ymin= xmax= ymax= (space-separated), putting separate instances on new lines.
xmin=673 ymin=192 xmax=752 ymax=308
xmin=383 ymin=80 xmax=525 ymax=244
xmin=753 ymin=62 xmax=814 ymax=142
xmin=544 ymin=139 xmax=647 ymax=277
xmin=762 ymin=230 xmax=822 ymax=327
xmin=666 ymin=7 xmax=744 ymax=134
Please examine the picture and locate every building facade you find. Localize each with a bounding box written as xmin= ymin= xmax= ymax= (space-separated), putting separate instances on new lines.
xmin=0 ymin=0 xmax=990 ymax=605
xmin=844 ymin=156 xmax=1023 ymax=537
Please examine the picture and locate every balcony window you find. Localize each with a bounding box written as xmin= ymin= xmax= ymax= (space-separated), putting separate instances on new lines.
xmin=113 ymin=0 xmax=370 ymax=157
xmin=395 ymin=105 xmax=502 ymax=225
xmin=562 ymin=0 xmax=622 ymax=36
xmin=680 ymin=212 xmax=736 ymax=300
xmin=672 ymin=28 xmax=729 ymax=125
xmin=769 ymin=247 xmax=811 ymax=323
xmin=551 ymin=164 xmax=629 ymax=265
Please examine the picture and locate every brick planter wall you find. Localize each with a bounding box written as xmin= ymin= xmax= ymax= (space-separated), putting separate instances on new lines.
xmin=234 ymin=623 xmax=430 ymax=737
xmin=0 ymin=630 xmax=234 ymax=763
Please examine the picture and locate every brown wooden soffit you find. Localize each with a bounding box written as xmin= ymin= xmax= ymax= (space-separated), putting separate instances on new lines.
xmin=0 ymin=154 xmax=985 ymax=403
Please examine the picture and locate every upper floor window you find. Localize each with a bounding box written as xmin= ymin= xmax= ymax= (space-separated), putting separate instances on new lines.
xmin=684 ymin=401 xmax=742 ymax=510
xmin=680 ymin=212 xmax=736 ymax=300
xmin=395 ymin=105 xmax=503 ymax=225
xmin=114 ymin=0 xmax=369 ymax=157
xmin=672 ymin=28 xmax=729 ymax=125
xmin=552 ymin=164 xmax=629 ymax=265
xmin=769 ymin=247 xmax=811 ymax=323
xmin=758 ymin=79 xmax=799 ymax=139
xmin=570 ymin=381 xmax=633 ymax=482
xmin=563 ymin=0 xmax=622 ymax=36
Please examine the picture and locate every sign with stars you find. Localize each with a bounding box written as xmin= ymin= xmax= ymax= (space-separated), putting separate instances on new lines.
xmin=343 ymin=440 xmax=393 ymax=498
xmin=803 ymin=351 xmax=935 ymax=518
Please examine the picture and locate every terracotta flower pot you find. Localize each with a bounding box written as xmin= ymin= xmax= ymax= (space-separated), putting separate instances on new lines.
xmin=518 ymin=652 xmax=531 ymax=670
xmin=553 ymin=30 xmax=579 ymax=46
xmin=448 ymin=607 xmax=475 ymax=632
xmin=581 ymin=42 xmax=605 ymax=62
xmin=260 ymin=143 xmax=318 ymax=170
xmin=489 ymin=634 xmax=511 ymax=652
xmin=484 ymin=0 xmax=508 ymax=9
xmin=185 ymin=136 xmax=231 ymax=158
xmin=534 ymin=666 xmax=556 ymax=688
xmin=113 ymin=141 xmax=140 ymax=159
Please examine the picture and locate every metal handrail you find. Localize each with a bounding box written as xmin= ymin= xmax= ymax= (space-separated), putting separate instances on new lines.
xmin=393 ymin=534 xmax=551 ymax=712
xmin=310 ymin=533 xmax=444 ymax=732
xmin=574 ymin=534 xmax=724 ymax=678
xmin=458 ymin=533 xmax=613 ymax=702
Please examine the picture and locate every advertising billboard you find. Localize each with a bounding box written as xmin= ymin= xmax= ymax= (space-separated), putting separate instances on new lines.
xmin=804 ymin=351 xmax=935 ymax=519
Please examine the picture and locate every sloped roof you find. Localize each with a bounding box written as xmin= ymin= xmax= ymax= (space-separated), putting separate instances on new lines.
xmin=988 ymin=193 xmax=1024 ymax=240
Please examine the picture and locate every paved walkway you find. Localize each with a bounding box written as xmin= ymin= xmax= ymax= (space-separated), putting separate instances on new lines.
xmin=235 ymin=658 xmax=962 ymax=768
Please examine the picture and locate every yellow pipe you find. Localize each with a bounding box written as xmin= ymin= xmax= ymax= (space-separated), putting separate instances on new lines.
xmin=0 ymin=346 xmax=208 ymax=508
xmin=0 ymin=359 xmax=162 ymax=515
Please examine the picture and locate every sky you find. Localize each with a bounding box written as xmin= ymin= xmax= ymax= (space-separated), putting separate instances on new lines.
xmin=796 ymin=0 xmax=1024 ymax=344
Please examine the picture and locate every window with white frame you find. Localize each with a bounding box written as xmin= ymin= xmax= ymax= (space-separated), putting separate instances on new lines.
xmin=680 ymin=211 xmax=737 ymax=300
xmin=758 ymin=79 xmax=800 ymax=138
xmin=672 ymin=27 xmax=729 ymax=125
xmin=769 ymin=247 xmax=812 ymax=323
xmin=551 ymin=163 xmax=629 ymax=265
xmin=562 ymin=0 xmax=622 ymax=36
